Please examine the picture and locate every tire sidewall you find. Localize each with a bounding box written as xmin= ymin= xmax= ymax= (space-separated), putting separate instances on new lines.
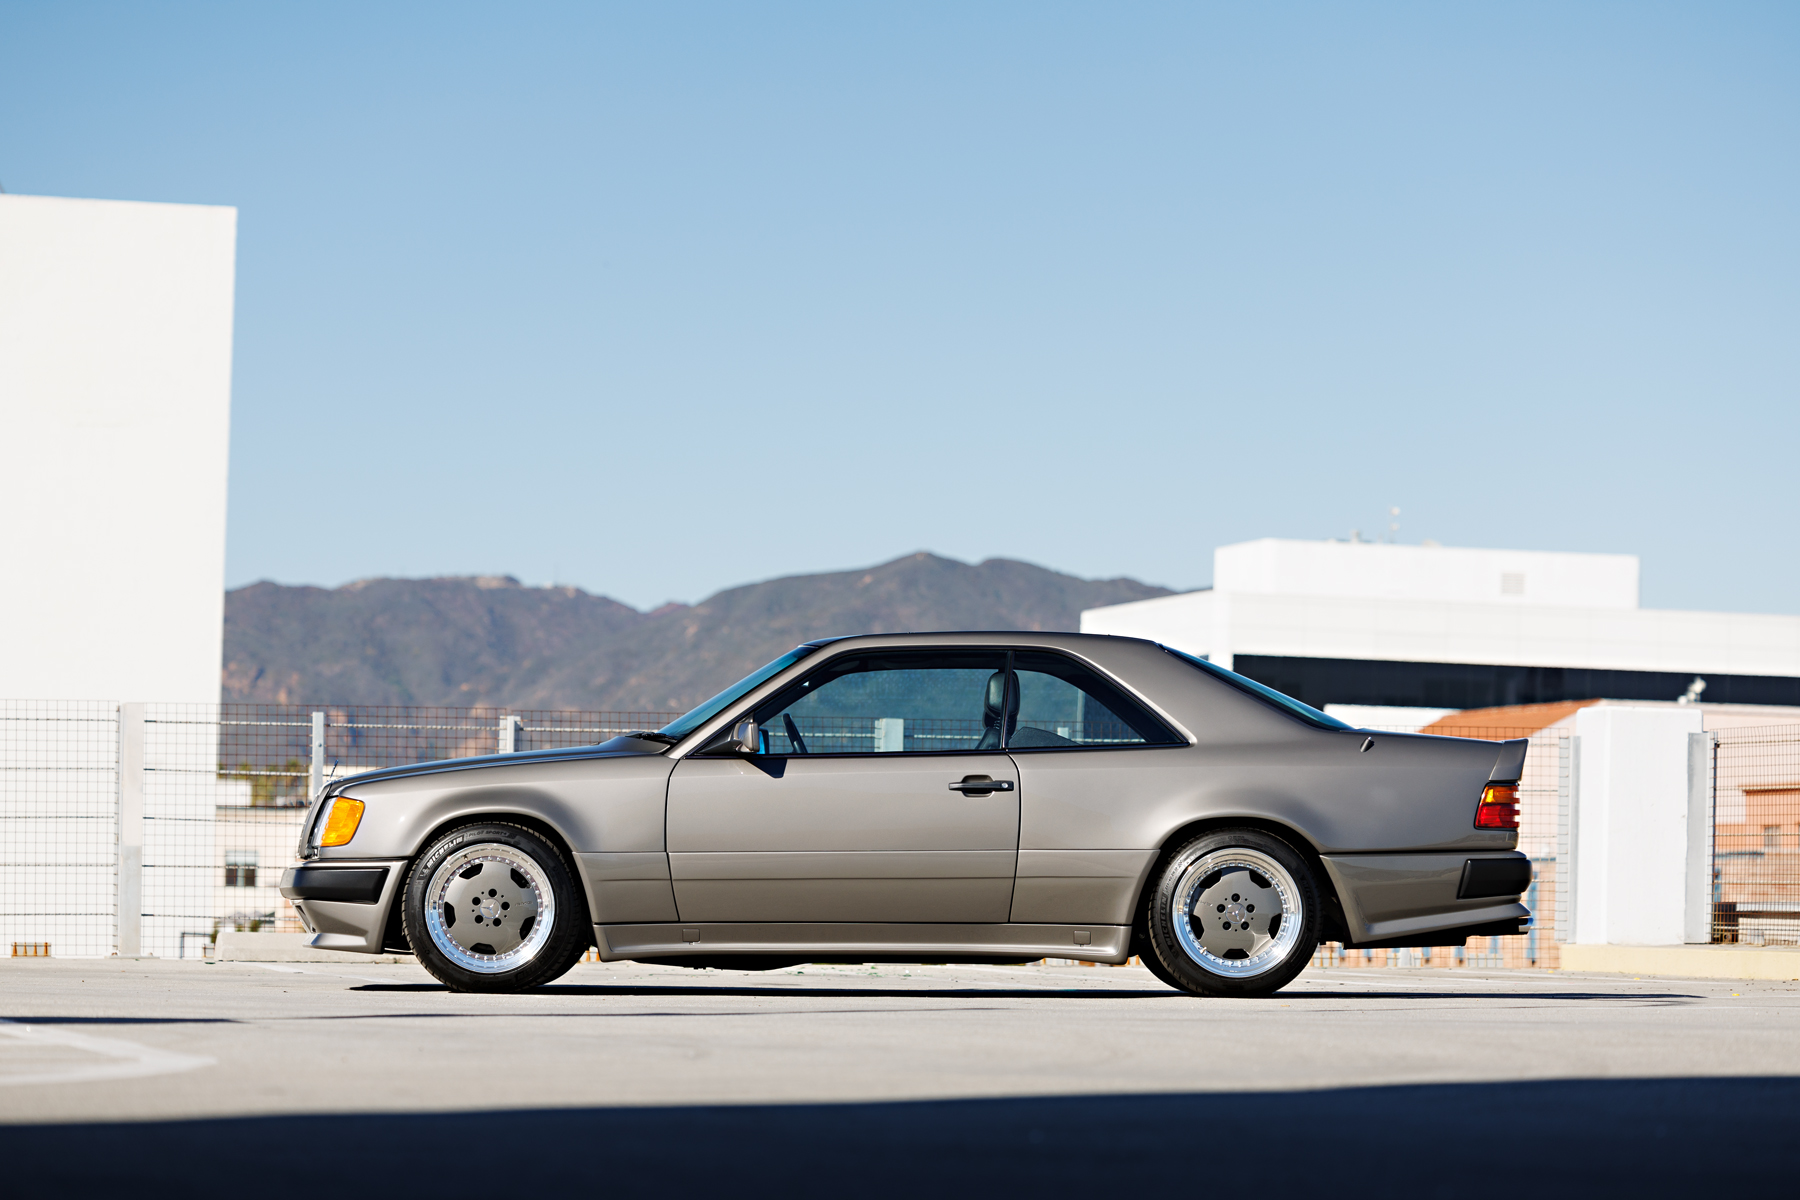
xmin=1146 ymin=828 xmax=1320 ymax=997
xmin=404 ymin=822 xmax=586 ymax=993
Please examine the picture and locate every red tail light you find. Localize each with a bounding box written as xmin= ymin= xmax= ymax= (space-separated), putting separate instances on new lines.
xmin=1475 ymin=784 xmax=1519 ymax=830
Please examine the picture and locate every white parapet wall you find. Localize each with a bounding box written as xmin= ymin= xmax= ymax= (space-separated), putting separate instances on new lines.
xmin=1082 ymin=587 xmax=1800 ymax=679
xmin=1570 ymin=706 xmax=1707 ymax=946
xmin=0 ymin=193 xmax=236 ymax=704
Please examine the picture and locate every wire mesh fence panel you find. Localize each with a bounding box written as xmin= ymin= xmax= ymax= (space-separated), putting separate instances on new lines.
xmin=156 ymin=704 xmax=684 ymax=955
xmin=1310 ymin=726 xmax=1564 ymax=971
xmin=762 ymin=715 xmax=989 ymax=754
xmin=515 ymin=711 xmax=680 ymax=753
xmin=142 ymin=705 xmax=233 ymax=959
xmin=302 ymin=707 xmax=681 ymax=783
xmin=1011 ymin=718 xmax=1149 ymax=746
xmin=1712 ymin=724 xmax=1800 ymax=946
xmin=0 ymin=702 xmax=118 ymax=958
xmin=3 ymin=698 xmax=1592 ymax=964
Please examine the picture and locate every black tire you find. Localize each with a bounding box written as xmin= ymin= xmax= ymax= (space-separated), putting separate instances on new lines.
xmin=1142 ymin=827 xmax=1321 ymax=998
xmin=403 ymin=822 xmax=589 ymax=994
xmin=1131 ymin=917 xmax=1189 ymax=992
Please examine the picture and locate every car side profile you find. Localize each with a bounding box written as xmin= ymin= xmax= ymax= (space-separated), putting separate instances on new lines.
xmin=282 ymin=632 xmax=1530 ymax=997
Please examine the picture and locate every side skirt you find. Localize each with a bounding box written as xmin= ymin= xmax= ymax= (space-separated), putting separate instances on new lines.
xmin=595 ymin=922 xmax=1130 ymax=965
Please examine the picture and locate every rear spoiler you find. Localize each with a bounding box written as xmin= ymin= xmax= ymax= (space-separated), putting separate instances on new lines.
xmin=1488 ymin=738 xmax=1529 ymax=784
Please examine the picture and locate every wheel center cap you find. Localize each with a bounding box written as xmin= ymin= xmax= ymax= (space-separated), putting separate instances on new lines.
xmin=1224 ymin=902 xmax=1246 ymax=923
xmin=477 ymin=897 xmax=501 ymax=920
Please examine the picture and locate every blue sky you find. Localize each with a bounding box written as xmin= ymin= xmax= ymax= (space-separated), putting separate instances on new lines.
xmin=4 ymin=3 xmax=1796 ymax=612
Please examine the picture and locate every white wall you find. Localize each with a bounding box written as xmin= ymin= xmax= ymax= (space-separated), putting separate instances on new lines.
xmin=1214 ymin=539 xmax=1639 ymax=609
xmin=0 ymin=194 xmax=236 ymax=703
xmin=1570 ymin=706 xmax=1705 ymax=946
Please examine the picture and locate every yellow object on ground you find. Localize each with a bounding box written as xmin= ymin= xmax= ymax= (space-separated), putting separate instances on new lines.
xmin=1560 ymin=943 xmax=1800 ymax=981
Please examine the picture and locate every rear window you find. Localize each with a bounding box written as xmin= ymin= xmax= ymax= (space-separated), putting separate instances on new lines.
xmin=1160 ymin=646 xmax=1352 ymax=731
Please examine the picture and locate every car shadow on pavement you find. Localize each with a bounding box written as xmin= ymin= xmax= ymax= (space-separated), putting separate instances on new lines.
xmin=343 ymin=982 xmax=1697 ymax=1003
xmin=2 ymin=1076 xmax=1793 ymax=1197
xmin=350 ymin=982 xmax=1180 ymax=999
xmin=0 ymin=1016 xmax=239 ymax=1025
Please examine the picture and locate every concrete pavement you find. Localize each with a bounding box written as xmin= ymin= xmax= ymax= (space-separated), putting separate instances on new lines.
xmin=2 ymin=957 xmax=1796 ymax=1195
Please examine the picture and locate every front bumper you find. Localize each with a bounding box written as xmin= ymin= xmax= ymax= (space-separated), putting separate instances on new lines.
xmin=280 ymin=860 xmax=410 ymax=954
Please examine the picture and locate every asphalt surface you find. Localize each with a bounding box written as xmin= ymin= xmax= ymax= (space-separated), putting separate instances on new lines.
xmin=3 ymin=957 xmax=1797 ymax=1196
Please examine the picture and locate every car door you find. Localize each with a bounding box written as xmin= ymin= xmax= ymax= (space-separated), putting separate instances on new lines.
xmin=665 ymin=648 xmax=1020 ymax=923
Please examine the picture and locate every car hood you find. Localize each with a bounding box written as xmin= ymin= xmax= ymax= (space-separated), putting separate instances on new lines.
xmin=322 ymin=736 xmax=670 ymax=794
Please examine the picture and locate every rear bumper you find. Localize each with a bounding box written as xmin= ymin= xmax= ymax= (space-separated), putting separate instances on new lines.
xmin=1322 ymin=851 xmax=1533 ymax=946
xmin=280 ymin=860 xmax=410 ymax=954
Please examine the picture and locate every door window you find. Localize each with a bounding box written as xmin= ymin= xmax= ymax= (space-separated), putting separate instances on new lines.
xmin=752 ymin=650 xmax=1010 ymax=755
xmin=1009 ymin=650 xmax=1181 ymax=749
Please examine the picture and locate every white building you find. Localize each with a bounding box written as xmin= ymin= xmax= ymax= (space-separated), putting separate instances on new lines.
xmin=1082 ymin=538 xmax=1800 ymax=725
xmin=0 ymin=193 xmax=236 ymax=703
xmin=0 ymin=193 xmax=237 ymax=959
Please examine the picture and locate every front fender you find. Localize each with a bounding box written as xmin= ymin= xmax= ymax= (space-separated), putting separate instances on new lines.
xmin=311 ymin=755 xmax=676 ymax=861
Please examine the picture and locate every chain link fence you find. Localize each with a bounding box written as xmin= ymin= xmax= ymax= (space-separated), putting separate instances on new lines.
xmin=16 ymin=704 xmax=1741 ymax=968
xmin=3 ymin=703 xmax=678 ymax=959
xmin=0 ymin=702 xmax=119 ymax=958
xmin=1712 ymin=724 xmax=1800 ymax=946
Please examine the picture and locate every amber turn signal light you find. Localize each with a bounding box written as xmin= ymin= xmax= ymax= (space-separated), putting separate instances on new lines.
xmin=318 ymin=797 xmax=365 ymax=847
xmin=1474 ymin=784 xmax=1519 ymax=830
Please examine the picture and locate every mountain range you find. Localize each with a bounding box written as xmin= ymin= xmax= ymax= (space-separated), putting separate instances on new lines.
xmin=221 ymin=552 xmax=1174 ymax=712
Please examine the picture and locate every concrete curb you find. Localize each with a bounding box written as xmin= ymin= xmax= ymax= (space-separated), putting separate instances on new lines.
xmin=1560 ymin=943 xmax=1800 ymax=981
xmin=214 ymin=932 xmax=412 ymax=965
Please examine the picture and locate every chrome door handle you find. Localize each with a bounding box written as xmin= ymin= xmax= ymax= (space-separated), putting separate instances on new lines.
xmin=948 ymin=778 xmax=1014 ymax=793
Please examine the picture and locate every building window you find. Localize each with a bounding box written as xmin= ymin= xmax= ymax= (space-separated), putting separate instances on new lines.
xmin=1500 ymin=572 xmax=1525 ymax=595
xmin=225 ymin=852 xmax=258 ymax=888
xmin=1764 ymin=826 xmax=1782 ymax=850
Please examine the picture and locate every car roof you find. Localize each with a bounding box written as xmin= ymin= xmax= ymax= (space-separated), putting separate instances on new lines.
xmin=800 ymin=631 xmax=1159 ymax=651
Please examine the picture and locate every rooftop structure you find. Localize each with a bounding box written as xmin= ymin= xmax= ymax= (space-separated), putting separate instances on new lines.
xmin=1082 ymin=538 xmax=1800 ymax=715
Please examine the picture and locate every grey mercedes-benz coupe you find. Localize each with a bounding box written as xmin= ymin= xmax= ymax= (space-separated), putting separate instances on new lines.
xmin=282 ymin=633 xmax=1530 ymax=997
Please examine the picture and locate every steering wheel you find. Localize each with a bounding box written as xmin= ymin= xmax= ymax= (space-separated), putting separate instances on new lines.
xmin=782 ymin=712 xmax=809 ymax=755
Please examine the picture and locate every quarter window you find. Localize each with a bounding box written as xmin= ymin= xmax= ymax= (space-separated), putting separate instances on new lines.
xmin=1009 ymin=650 xmax=1180 ymax=749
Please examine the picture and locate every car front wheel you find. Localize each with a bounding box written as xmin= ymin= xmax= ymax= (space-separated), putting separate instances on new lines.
xmin=1143 ymin=828 xmax=1321 ymax=997
xmin=403 ymin=822 xmax=589 ymax=993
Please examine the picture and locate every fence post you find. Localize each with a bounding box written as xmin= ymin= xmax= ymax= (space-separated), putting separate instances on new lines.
xmin=310 ymin=712 xmax=325 ymax=800
xmin=1684 ymin=731 xmax=1714 ymax=944
xmin=498 ymin=715 xmax=522 ymax=754
xmin=1557 ymin=734 xmax=1577 ymax=945
xmin=117 ymin=702 xmax=144 ymax=958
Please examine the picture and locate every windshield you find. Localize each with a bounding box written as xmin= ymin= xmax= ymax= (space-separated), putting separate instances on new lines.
xmin=1160 ymin=646 xmax=1352 ymax=731
xmin=656 ymin=646 xmax=818 ymax=741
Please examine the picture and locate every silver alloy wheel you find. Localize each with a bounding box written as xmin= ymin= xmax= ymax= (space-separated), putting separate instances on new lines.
xmin=422 ymin=843 xmax=556 ymax=975
xmin=1172 ymin=847 xmax=1304 ymax=979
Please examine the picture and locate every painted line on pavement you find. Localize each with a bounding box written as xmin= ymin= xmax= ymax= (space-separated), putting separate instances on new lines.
xmin=0 ymin=1020 xmax=214 ymax=1087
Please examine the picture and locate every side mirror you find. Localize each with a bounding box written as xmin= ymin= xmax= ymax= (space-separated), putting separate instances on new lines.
xmin=702 ymin=719 xmax=760 ymax=756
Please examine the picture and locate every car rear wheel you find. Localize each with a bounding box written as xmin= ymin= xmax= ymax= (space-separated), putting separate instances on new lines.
xmin=1143 ymin=828 xmax=1321 ymax=997
xmin=403 ymin=822 xmax=588 ymax=993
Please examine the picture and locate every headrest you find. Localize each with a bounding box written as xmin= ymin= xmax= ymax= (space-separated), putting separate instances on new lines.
xmin=982 ymin=671 xmax=1018 ymax=724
